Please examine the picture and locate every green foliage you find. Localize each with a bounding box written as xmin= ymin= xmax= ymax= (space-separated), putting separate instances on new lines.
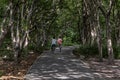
xmin=0 ymin=70 xmax=3 ymax=77
xmin=73 ymin=44 xmax=98 ymax=58
xmin=0 ymin=0 xmax=120 ymax=62
xmin=63 ymin=42 xmax=74 ymax=46
xmin=73 ymin=45 xmax=120 ymax=59
xmin=44 ymin=42 xmax=51 ymax=50
xmin=78 ymin=45 xmax=98 ymax=58
xmin=113 ymin=46 xmax=120 ymax=59
xmin=0 ymin=50 xmax=14 ymax=61
xmin=0 ymin=33 xmax=13 ymax=61
xmin=28 ymin=43 xmax=44 ymax=54
xmin=63 ymin=36 xmax=77 ymax=46
xmin=0 ymin=1 xmax=6 ymax=21
xmin=103 ymin=46 xmax=120 ymax=59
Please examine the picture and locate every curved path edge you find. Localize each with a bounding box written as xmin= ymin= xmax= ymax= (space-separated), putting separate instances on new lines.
xmin=24 ymin=46 xmax=105 ymax=80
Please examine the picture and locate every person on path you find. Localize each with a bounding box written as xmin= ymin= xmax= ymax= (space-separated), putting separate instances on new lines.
xmin=57 ymin=36 xmax=62 ymax=52
xmin=51 ymin=36 xmax=57 ymax=53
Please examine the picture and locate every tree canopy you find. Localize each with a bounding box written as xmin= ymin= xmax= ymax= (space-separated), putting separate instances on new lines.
xmin=0 ymin=0 xmax=120 ymax=64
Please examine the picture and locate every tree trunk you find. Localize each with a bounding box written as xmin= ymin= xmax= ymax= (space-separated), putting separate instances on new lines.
xmin=106 ymin=16 xmax=114 ymax=64
xmin=96 ymin=0 xmax=115 ymax=64
xmin=81 ymin=0 xmax=86 ymax=45
xmin=117 ymin=11 xmax=120 ymax=46
xmin=77 ymin=16 xmax=82 ymax=43
xmin=96 ymin=10 xmax=103 ymax=61
xmin=9 ymin=1 xmax=19 ymax=63
xmin=0 ymin=4 xmax=11 ymax=47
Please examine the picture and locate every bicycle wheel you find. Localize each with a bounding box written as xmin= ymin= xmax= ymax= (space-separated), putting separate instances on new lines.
xmin=51 ymin=44 xmax=55 ymax=53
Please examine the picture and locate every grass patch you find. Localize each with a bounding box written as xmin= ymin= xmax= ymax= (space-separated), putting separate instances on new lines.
xmin=0 ymin=70 xmax=3 ymax=77
xmin=73 ymin=45 xmax=120 ymax=59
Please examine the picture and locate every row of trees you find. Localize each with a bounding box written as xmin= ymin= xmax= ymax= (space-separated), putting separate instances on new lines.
xmin=77 ymin=0 xmax=120 ymax=64
xmin=0 ymin=0 xmax=120 ymax=64
xmin=53 ymin=0 xmax=120 ymax=64
xmin=0 ymin=0 xmax=66 ymax=63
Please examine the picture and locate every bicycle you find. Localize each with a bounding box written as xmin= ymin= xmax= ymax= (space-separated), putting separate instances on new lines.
xmin=51 ymin=44 xmax=56 ymax=53
xmin=58 ymin=44 xmax=62 ymax=52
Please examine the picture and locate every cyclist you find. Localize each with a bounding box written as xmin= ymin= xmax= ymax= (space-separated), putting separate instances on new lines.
xmin=57 ymin=36 xmax=62 ymax=52
xmin=51 ymin=36 xmax=56 ymax=53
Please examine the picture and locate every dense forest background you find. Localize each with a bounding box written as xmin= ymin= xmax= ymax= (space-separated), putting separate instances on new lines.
xmin=0 ymin=0 xmax=120 ymax=68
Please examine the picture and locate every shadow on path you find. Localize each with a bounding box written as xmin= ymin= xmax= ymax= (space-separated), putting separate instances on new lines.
xmin=24 ymin=46 xmax=104 ymax=80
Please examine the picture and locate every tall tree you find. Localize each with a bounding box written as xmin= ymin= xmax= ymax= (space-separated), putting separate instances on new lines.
xmin=96 ymin=0 xmax=115 ymax=64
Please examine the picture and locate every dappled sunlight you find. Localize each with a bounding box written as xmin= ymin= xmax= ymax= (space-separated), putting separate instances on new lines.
xmin=25 ymin=46 xmax=101 ymax=80
xmin=25 ymin=68 xmax=95 ymax=80
xmin=25 ymin=46 xmax=120 ymax=80
xmin=87 ymin=58 xmax=120 ymax=79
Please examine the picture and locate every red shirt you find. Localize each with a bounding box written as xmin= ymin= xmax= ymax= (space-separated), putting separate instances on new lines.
xmin=57 ymin=38 xmax=62 ymax=44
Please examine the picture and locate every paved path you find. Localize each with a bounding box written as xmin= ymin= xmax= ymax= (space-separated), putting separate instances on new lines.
xmin=24 ymin=46 xmax=104 ymax=80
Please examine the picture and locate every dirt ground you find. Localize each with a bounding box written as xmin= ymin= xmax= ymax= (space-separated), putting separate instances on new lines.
xmin=0 ymin=53 xmax=120 ymax=80
xmin=85 ymin=58 xmax=120 ymax=79
xmin=0 ymin=53 xmax=40 ymax=80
